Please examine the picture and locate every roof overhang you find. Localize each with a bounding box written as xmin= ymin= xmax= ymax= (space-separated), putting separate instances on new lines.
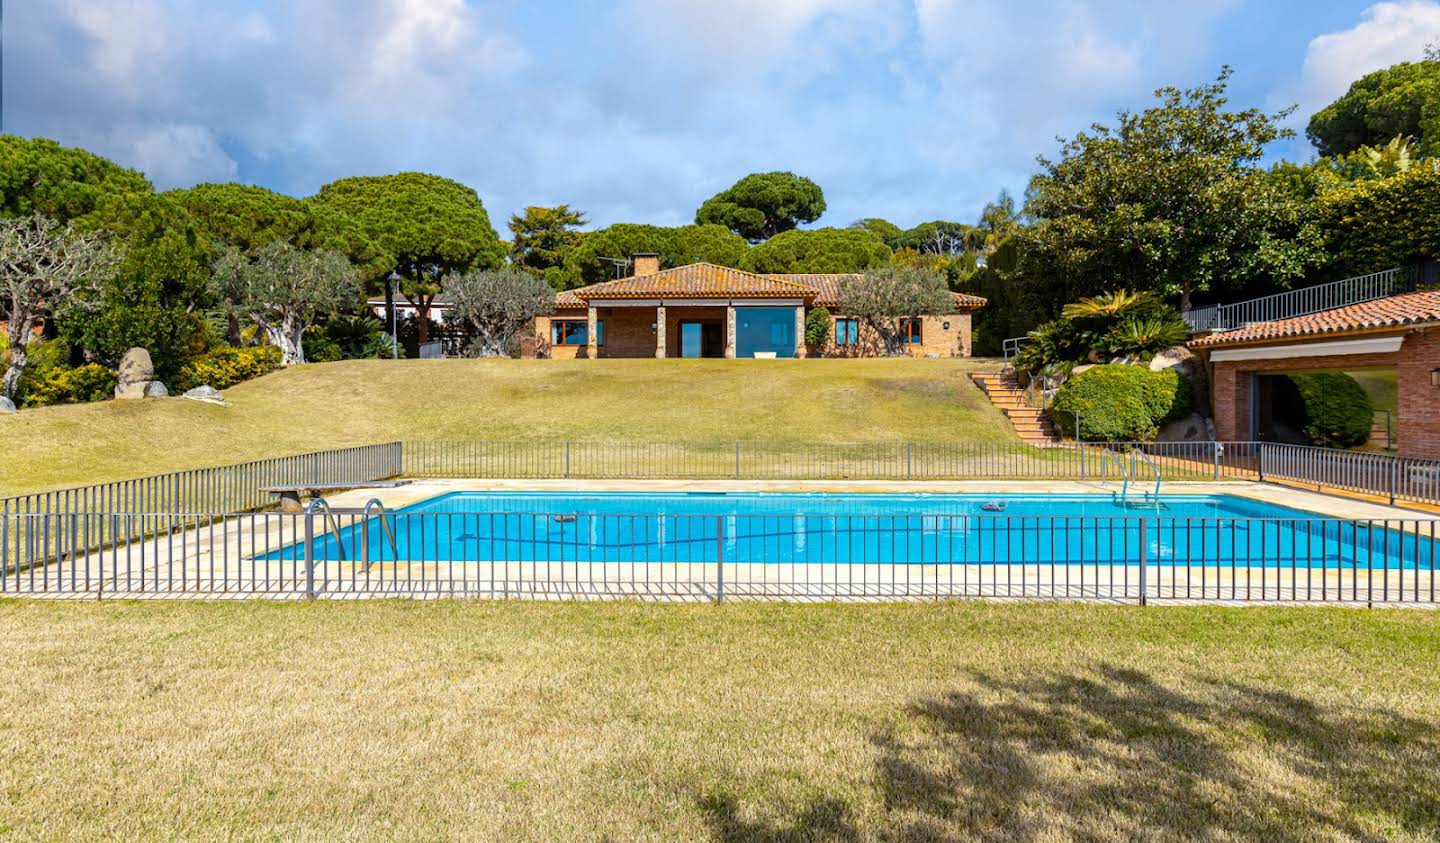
xmin=584 ymin=298 xmax=807 ymax=307
xmin=1208 ymin=335 xmax=1404 ymax=363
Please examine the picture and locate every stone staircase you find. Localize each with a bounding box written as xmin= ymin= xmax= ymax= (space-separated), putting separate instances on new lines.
xmin=969 ymin=371 xmax=1061 ymax=445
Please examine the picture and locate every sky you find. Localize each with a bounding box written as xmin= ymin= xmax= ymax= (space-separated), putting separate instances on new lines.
xmin=7 ymin=0 xmax=1440 ymax=233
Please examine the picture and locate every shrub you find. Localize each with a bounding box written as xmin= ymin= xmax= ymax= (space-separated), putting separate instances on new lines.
xmin=803 ymin=307 xmax=832 ymax=349
xmin=172 ymin=345 xmax=282 ymax=392
xmin=20 ymin=363 xmax=118 ymax=407
xmin=1102 ymin=313 xmax=1192 ymax=358
xmin=1051 ymin=365 xmax=1190 ymax=442
xmin=1276 ymin=373 xmax=1373 ymax=448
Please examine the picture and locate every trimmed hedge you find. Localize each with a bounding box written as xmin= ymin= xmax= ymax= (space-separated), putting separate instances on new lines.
xmin=1051 ymin=365 xmax=1191 ymax=442
xmin=1277 ymin=373 xmax=1373 ymax=448
xmin=173 ymin=345 xmax=282 ymax=392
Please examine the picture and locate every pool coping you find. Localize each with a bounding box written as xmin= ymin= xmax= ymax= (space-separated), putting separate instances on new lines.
xmin=312 ymin=479 xmax=1440 ymax=523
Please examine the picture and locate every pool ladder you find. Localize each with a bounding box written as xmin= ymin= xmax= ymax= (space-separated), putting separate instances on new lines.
xmin=1105 ymin=447 xmax=1162 ymax=507
xmin=303 ymin=497 xmax=400 ymax=573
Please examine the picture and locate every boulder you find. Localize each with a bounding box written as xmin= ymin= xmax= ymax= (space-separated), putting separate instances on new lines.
xmin=1149 ymin=345 xmax=1197 ymax=375
xmin=144 ymin=381 xmax=169 ymax=398
xmin=182 ymin=385 xmax=229 ymax=405
xmin=115 ymin=347 xmax=156 ymax=400
xmin=1156 ymin=412 xmax=1217 ymax=443
xmin=0 ymin=396 xmax=15 ymax=414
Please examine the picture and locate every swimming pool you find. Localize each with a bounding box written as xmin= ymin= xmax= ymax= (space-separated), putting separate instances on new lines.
xmin=271 ymin=492 xmax=1440 ymax=572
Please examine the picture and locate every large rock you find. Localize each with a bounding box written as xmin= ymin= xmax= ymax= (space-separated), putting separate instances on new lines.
xmin=182 ymin=385 xmax=229 ymax=405
xmin=1156 ymin=412 xmax=1217 ymax=443
xmin=1149 ymin=345 xmax=1197 ymax=375
xmin=116 ymin=347 xmax=153 ymax=383
xmin=115 ymin=347 xmax=157 ymax=400
xmin=144 ymin=381 xmax=168 ymax=398
xmin=0 ymin=396 xmax=15 ymax=414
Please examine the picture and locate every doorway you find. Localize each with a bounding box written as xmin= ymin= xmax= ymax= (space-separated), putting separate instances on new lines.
xmin=680 ymin=322 xmax=724 ymax=358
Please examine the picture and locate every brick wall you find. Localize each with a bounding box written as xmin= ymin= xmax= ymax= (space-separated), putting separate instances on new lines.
xmin=538 ymin=307 xmax=976 ymax=359
xmin=817 ymin=312 xmax=972 ymax=358
xmin=1206 ymin=328 xmax=1440 ymax=459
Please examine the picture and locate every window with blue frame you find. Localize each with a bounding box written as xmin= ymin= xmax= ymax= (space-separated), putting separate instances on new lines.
xmin=835 ymin=318 xmax=859 ymax=347
xmin=734 ymin=307 xmax=797 ymax=358
xmin=551 ymin=319 xmax=602 ymax=346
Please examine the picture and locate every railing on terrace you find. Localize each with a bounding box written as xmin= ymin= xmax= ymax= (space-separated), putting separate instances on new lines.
xmin=1184 ymin=267 xmax=1414 ymax=333
xmin=2 ymin=508 xmax=1434 ymax=605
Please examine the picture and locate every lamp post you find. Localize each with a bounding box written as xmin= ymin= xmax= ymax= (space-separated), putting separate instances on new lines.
xmin=387 ymin=271 xmax=401 ymax=360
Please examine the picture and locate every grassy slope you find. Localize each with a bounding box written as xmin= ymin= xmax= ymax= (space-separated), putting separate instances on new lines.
xmin=0 ymin=600 xmax=1435 ymax=840
xmin=0 ymin=358 xmax=1008 ymax=497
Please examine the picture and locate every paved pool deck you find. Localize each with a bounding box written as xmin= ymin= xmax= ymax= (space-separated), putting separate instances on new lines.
xmin=315 ymin=478 xmax=1434 ymax=523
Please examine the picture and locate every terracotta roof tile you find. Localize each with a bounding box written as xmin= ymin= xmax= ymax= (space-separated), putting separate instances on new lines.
xmin=573 ymin=263 xmax=816 ymax=300
xmin=770 ymin=273 xmax=987 ymax=311
xmin=1190 ymin=290 xmax=1440 ymax=348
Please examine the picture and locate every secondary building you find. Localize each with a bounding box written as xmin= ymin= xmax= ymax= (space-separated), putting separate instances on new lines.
xmin=538 ymin=254 xmax=985 ymax=359
xmin=1190 ymin=290 xmax=1440 ymax=460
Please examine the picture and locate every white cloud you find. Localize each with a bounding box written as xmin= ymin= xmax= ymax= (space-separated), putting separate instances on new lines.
xmin=1292 ymin=1 xmax=1440 ymax=124
xmin=106 ymin=124 xmax=240 ymax=189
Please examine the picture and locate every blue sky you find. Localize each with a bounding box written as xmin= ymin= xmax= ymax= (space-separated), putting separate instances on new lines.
xmin=8 ymin=1 xmax=1440 ymax=232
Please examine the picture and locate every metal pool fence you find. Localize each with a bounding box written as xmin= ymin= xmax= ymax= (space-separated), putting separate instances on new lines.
xmin=2 ymin=509 xmax=1435 ymax=605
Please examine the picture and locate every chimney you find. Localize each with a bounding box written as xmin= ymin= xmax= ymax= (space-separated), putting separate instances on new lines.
xmin=632 ymin=253 xmax=660 ymax=276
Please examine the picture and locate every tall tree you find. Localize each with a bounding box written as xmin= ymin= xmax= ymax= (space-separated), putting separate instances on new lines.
xmin=445 ymin=268 xmax=555 ymax=357
xmin=563 ymin=223 xmax=748 ymax=287
xmin=898 ymin=221 xmax=977 ymax=256
xmin=1307 ymin=58 xmax=1440 ymax=158
xmin=0 ymin=135 xmax=153 ymax=228
xmin=976 ymin=189 xmax=1022 ymax=252
xmin=848 ymin=218 xmax=904 ymax=249
xmin=309 ymin=173 xmax=505 ymax=344
xmin=695 ymin=172 xmax=826 ymax=241
xmin=739 ymin=228 xmax=892 ymax=274
xmin=210 ymin=241 xmax=359 ymax=365
xmin=1 ymin=216 xmax=122 ymax=400
xmin=1021 ymin=68 xmax=1323 ymax=311
xmin=837 ymin=266 xmax=953 ymax=355
xmin=508 ymin=205 xmax=587 ymax=286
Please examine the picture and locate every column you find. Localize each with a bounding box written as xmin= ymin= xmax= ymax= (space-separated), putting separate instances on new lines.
xmin=587 ymin=306 xmax=598 ymax=359
xmin=794 ymin=306 xmax=807 ymax=359
xmin=655 ymin=304 xmax=667 ymax=358
xmin=724 ymin=305 xmax=736 ymax=359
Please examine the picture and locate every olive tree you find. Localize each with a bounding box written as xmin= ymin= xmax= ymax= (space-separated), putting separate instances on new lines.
xmin=1 ymin=215 xmax=122 ymax=400
xmin=211 ymin=241 xmax=358 ymax=365
xmin=837 ymin=266 xmax=953 ymax=355
xmin=445 ymin=268 xmax=555 ymax=357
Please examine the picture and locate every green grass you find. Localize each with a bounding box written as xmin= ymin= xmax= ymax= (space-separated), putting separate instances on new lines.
xmin=0 ymin=357 xmax=1009 ymax=497
xmin=0 ymin=600 xmax=1436 ymax=839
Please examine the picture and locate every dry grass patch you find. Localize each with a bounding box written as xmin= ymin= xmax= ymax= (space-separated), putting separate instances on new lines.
xmin=0 ymin=357 xmax=1007 ymax=496
xmin=0 ymin=600 xmax=1437 ymax=840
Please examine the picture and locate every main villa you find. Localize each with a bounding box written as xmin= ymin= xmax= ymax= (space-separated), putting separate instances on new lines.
xmin=375 ymin=254 xmax=986 ymax=359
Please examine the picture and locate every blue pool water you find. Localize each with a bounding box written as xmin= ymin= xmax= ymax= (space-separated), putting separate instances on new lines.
xmin=269 ymin=492 xmax=1440 ymax=570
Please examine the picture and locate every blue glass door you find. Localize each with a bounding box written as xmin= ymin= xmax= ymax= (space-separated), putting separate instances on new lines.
xmin=681 ymin=322 xmax=702 ymax=358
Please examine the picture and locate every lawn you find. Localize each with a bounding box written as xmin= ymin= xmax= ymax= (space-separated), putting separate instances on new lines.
xmin=0 ymin=600 xmax=1436 ymax=840
xmin=0 ymin=357 xmax=1009 ymax=497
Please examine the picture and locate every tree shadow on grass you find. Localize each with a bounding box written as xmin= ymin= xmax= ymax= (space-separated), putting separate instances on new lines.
xmin=692 ymin=665 xmax=1440 ymax=842
xmin=873 ymin=665 xmax=1440 ymax=841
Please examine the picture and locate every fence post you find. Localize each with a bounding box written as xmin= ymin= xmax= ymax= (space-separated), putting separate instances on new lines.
xmin=735 ymin=442 xmax=741 ymax=479
xmin=565 ymin=441 xmax=571 ymax=479
xmin=906 ymin=443 xmax=913 ymax=480
xmin=1213 ymin=443 xmax=1220 ymax=480
xmin=1138 ymin=518 xmax=1148 ymax=607
xmin=715 ymin=515 xmax=725 ymax=604
xmin=1257 ymin=444 xmax=1266 ymax=483
xmin=1389 ymin=457 xmax=1398 ymax=506
xmin=303 ymin=509 xmax=316 ymax=600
